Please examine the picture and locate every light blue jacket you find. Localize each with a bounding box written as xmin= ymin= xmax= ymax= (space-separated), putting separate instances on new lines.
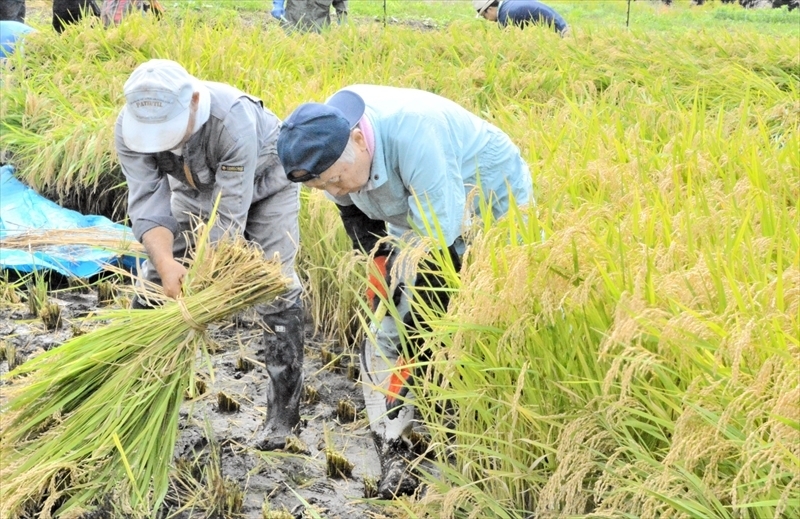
xmin=328 ymin=84 xmax=534 ymax=247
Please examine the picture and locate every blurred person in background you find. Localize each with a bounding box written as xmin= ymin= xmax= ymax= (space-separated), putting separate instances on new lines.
xmin=474 ymin=0 xmax=569 ymax=36
xmin=0 ymin=0 xmax=26 ymax=23
xmin=52 ymin=0 xmax=162 ymax=33
xmin=0 ymin=19 xmax=34 ymax=58
xmin=282 ymin=0 xmax=348 ymax=32
xmin=52 ymin=0 xmax=100 ymax=33
xmin=100 ymin=0 xmax=163 ymax=27
xmin=115 ymin=59 xmax=306 ymax=453
xmin=271 ymin=0 xmax=285 ymax=19
xmin=277 ymin=85 xmax=534 ymax=499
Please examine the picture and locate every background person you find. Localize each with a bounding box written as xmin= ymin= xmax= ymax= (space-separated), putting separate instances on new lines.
xmin=0 ymin=0 xmax=26 ymax=23
xmin=0 ymin=20 xmax=34 ymax=58
xmin=52 ymin=0 xmax=100 ymax=33
xmin=282 ymin=0 xmax=347 ymax=32
xmin=474 ymin=0 xmax=569 ymax=36
xmin=271 ymin=0 xmax=285 ymax=19
xmin=52 ymin=0 xmax=160 ymax=33
xmin=115 ymin=59 xmax=305 ymax=452
xmin=100 ymin=0 xmax=164 ymax=27
xmin=277 ymin=85 xmax=534 ymax=499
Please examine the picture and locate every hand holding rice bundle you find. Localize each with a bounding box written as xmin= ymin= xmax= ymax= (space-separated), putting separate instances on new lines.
xmin=0 ymin=220 xmax=291 ymax=518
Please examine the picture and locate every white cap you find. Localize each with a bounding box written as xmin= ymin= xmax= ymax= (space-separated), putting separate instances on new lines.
xmin=121 ymin=59 xmax=209 ymax=153
xmin=473 ymin=0 xmax=494 ymax=16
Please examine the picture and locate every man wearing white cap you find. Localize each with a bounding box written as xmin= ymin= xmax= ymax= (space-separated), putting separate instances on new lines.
xmin=474 ymin=0 xmax=568 ymax=36
xmin=116 ymin=59 xmax=305 ymax=452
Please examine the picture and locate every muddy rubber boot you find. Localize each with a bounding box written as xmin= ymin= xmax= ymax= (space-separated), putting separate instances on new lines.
xmin=377 ymin=437 xmax=419 ymax=499
xmin=253 ymin=305 xmax=304 ymax=451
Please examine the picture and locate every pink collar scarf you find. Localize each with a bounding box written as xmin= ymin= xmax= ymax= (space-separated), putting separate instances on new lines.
xmin=357 ymin=114 xmax=375 ymax=158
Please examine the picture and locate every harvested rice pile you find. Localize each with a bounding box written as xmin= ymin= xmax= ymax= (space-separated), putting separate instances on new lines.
xmin=0 ymin=222 xmax=290 ymax=518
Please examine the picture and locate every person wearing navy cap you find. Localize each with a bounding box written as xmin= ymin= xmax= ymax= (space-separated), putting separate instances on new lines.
xmin=277 ymin=85 xmax=534 ymax=499
xmin=474 ymin=0 xmax=568 ymax=36
xmin=116 ymin=59 xmax=305 ymax=453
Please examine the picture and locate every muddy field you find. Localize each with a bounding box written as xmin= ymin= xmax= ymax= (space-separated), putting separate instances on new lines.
xmin=0 ymin=283 xmax=399 ymax=519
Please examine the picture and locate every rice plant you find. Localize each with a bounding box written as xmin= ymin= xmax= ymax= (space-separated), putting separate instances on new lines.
xmin=26 ymin=271 xmax=47 ymax=317
xmin=39 ymin=300 xmax=61 ymax=331
xmin=297 ymin=187 xmax=365 ymax=347
xmin=335 ymin=398 xmax=357 ymax=423
xmin=404 ymin=87 xmax=799 ymax=518
xmin=302 ymin=384 xmax=320 ymax=405
xmin=0 ymin=272 xmax=25 ymax=305
xmin=0 ymin=212 xmax=291 ymax=517
xmin=262 ymin=504 xmax=294 ymax=519
xmin=322 ymin=423 xmax=355 ymax=479
xmin=216 ymin=392 xmax=241 ymax=414
xmin=96 ymin=280 xmax=116 ymax=306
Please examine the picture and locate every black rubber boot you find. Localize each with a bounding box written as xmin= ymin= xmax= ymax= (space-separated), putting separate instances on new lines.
xmin=376 ymin=436 xmax=419 ymax=499
xmin=253 ymin=305 xmax=305 ymax=451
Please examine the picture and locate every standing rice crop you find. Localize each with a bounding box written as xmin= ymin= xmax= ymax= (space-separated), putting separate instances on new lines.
xmin=296 ymin=187 xmax=364 ymax=348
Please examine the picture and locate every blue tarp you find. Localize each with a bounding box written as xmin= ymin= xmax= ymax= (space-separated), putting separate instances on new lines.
xmin=0 ymin=165 xmax=139 ymax=278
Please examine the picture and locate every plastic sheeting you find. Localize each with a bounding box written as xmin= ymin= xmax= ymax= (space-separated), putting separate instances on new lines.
xmin=0 ymin=165 xmax=139 ymax=278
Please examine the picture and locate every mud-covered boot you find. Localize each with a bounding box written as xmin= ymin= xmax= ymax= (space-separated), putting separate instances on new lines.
xmin=253 ymin=305 xmax=304 ymax=451
xmin=377 ymin=436 xmax=419 ymax=499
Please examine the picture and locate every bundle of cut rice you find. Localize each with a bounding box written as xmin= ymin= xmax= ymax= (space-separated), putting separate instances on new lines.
xmin=0 ymin=227 xmax=145 ymax=255
xmin=0 ymin=220 xmax=290 ymax=518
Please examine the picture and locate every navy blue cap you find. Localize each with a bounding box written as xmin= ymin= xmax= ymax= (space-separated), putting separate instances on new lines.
xmin=277 ymin=89 xmax=366 ymax=182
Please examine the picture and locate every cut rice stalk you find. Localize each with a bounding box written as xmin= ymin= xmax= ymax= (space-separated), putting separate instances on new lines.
xmin=0 ymin=212 xmax=290 ymax=518
xmin=1 ymin=227 xmax=145 ymax=254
